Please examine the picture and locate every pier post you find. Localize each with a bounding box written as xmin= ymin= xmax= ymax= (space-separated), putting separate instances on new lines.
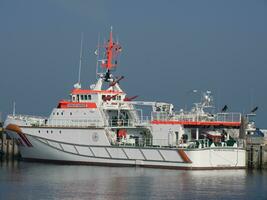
xmin=263 ymin=144 xmax=267 ymax=169
xmin=0 ymin=126 xmax=20 ymax=159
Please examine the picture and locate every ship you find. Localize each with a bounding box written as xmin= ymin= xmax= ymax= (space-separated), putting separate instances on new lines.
xmin=4 ymin=29 xmax=249 ymax=169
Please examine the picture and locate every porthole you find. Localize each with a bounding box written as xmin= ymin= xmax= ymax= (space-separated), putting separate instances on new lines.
xmin=47 ymin=130 xmax=49 ymax=133
xmin=38 ymin=130 xmax=40 ymax=133
xmin=59 ymin=130 xmax=62 ymax=134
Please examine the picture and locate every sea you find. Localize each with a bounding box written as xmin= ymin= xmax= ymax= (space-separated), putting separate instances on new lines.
xmin=0 ymin=160 xmax=267 ymax=200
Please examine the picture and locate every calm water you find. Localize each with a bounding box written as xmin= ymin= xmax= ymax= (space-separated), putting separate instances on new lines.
xmin=0 ymin=160 xmax=267 ymax=200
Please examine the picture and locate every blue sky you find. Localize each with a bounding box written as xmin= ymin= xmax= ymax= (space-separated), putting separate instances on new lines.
xmin=0 ymin=0 xmax=266 ymax=127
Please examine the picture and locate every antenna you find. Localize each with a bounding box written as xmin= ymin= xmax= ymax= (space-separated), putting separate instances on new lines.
xmin=78 ymin=32 xmax=84 ymax=85
xmin=95 ymin=33 xmax=100 ymax=79
xmin=12 ymin=101 xmax=16 ymax=116
xmin=74 ymin=32 xmax=83 ymax=89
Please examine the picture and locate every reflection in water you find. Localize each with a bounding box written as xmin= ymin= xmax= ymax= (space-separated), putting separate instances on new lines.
xmin=0 ymin=160 xmax=267 ymax=200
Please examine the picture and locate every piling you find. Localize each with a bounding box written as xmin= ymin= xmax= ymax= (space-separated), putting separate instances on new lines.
xmin=0 ymin=122 xmax=20 ymax=159
xmin=246 ymin=135 xmax=267 ymax=169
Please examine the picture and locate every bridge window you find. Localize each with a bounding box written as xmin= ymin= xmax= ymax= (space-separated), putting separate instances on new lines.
xmin=102 ymin=95 xmax=106 ymax=100
xmin=81 ymin=95 xmax=84 ymax=100
xmin=72 ymin=96 xmax=76 ymax=101
xmin=117 ymin=96 xmax=121 ymax=100
xmin=88 ymin=95 xmax=91 ymax=100
xmin=84 ymin=95 xmax=88 ymax=100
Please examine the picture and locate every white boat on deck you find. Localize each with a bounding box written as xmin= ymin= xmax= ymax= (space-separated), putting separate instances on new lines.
xmin=4 ymin=29 xmax=248 ymax=169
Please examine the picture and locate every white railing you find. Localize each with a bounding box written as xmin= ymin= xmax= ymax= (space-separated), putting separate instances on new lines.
xmin=46 ymin=119 xmax=104 ymax=128
xmin=215 ymin=113 xmax=241 ymax=122
xmin=151 ymin=112 xmax=241 ymax=123
xmin=108 ymin=116 xmax=152 ymax=127
xmin=113 ymin=137 xmax=243 ymax=149
xmin=7 ymin=114 xmax=46 ymax=126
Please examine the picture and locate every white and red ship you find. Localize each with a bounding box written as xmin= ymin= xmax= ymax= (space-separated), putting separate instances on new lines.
xmin=4 ymin=29 xmax=250 ymax=169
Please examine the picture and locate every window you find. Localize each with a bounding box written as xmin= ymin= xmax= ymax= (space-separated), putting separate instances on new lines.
xmin=47 ymin=130 xmax=49 ymax=133
xmin=70 ymin=112 xmax=72 ymax=115
xmin=72 ymin=96 xmax=76 ymax=101
xmin=59 ymin=130 xmax=62 ymax=134
xmin=38 ymin=130 xmax=40 ymax=133
xmin=88 ymin=95 xmax=91 ymax=100
xmin=77 ymin=95 xmax=80 ymax=102
xmin=57 ymin=112 xmax=59 ymax=115
xmin=61 ymin=112 xmax=63 ymax=115
xmin=102 ymin=95 xmax=106 ymax=100
xmin=51 ymin=131 xmax=53 ymax=133
xmin=118 ymin=96 xmax=121 ymax=100
xmin=81 ymin=95 xmax=84 ymax=100
xmin=84 ymin=95 xmax=88 ymax=100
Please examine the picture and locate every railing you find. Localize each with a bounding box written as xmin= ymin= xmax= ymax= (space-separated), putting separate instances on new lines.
xmin=151 ymin=112 xmax=241 ymax=123
xmin=112 ymin=137 xmax=243 ymax=149
xmin=7 ymin=111 xmax=241 ymax=129
xmin=7 ymin=114 xmax=46 ymax=126
xmin=216 ymin=113 xmax=241 ymax=122
xmin=46 ymin=119 xmax=104 ymax=128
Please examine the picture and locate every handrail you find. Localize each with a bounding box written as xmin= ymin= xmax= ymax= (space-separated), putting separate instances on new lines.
xmin=151 ymin=112 xmax=241 ymax=122
xmin=113 ymin=137 xmax=243 ymax=149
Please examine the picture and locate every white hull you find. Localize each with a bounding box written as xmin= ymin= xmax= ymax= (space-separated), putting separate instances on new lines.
xmin=6 ymin=128 xmax=246 ymax=169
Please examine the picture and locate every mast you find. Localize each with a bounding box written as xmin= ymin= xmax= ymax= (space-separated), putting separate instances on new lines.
xmin=94 ymin=28 xmax=122 ymax=90
xmin=101 ymin=27 xmax=122 ymax=82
